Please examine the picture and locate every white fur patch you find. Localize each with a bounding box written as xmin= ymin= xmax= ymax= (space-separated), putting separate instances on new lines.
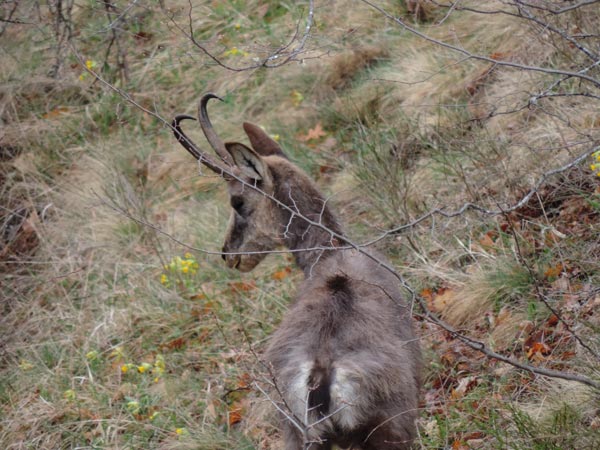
xmin=287 ymin=361 xmax=312 ymax=419
xmin=329 ymin=367 xmax=362 ymax=430
xmin=284 ymin=362 xmax=363 ymax=436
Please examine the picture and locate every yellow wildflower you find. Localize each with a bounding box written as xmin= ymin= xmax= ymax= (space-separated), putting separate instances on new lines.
xmin=138 ymin=362 xmax=152 ymax=373
xmin=126 ymin=400 xmax=140 ymax=414
xmin=121 ymin=363 xmax=135 ymax=373
xmin=64 ymin=389 xmax=77 ymax=401
xmin=223 ymin=46 xmax=248 ymax=57
xmin=110 ymin=346 xmax=124 ymax=359
xmin=153 ymin=355 xmax=166 ymax=377
xmin=592 ymin=164 xmax=597 ymax=171
xmin=18 ymin=360 xmax=34 ymax=371
xmin=182 ymin=266 xmax=189 ymax=274
xmin=184 ymin=252 xmax=193 ymax=259
xmin=234 ymin=23 xmax=241 ymax=30
xmin=175 ymin=427 xmax=188 ymax=436
xmin=160 ymin=274 xmax=168 ymax=285
xmin=290 ymin=90 xmax=304 ymax=107
xmin=85 ymin=59 xmax=96 ymax=70
xmin=86 ymin=350 xmax=99 ymax=361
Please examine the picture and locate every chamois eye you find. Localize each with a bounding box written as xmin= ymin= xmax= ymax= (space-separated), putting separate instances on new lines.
xmin=231 ymin=197 xmax=244 ymax=212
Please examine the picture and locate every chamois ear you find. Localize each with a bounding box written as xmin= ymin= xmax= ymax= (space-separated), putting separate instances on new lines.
xmin=225 ymin=142 xmax=268 ymax=181
xmin=243 ymin=122 xmax=287 ymax=158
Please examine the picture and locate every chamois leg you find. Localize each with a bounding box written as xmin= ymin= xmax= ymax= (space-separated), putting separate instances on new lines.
xmin=282 ymin=422 xmax=332 ymax=450
xmin=282 ymin=421 xmax=303 ymax=450
xmin=360 ymin=419 xmax=415 ymax=450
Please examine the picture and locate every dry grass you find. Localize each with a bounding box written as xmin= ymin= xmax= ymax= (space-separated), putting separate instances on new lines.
xmin=1 ymin=0 xmax=600 ymax=448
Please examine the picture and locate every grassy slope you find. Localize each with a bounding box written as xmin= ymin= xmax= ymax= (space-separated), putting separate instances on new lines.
xmin=1 ymin=1 xmax=599 ymax=448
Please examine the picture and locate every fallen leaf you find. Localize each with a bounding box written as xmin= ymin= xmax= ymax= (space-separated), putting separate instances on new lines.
xmin=420 ymin=288 xmax=434 ymax=309
xmin=42 ymin=106 xmax=69 ymax=119
xmin=478 ymin=232 xmax=496 ymax=249
xmin=544 ymin=263 xmax=563 ymax=280
xmin=299 ymin=123 xmax=327 ymax=142
xmin=526 ymin=341 xmax=551 ymax=360
xmin=228 ymin=400 xmax=246 ymax=426
xmin=237 ymin=373 xmax=251 ymax=389
xmin=489 ymin=51 xmax=510 ymax=60
xmin=228 ymin=408 xmax=242 ymax=426
xmin=272 ymin=267 xmax=292 ymax=280
xmin=229 ymin=280 xmax=256 ymax=292
xmin=162 ymin=337 xmax=186 ymax=350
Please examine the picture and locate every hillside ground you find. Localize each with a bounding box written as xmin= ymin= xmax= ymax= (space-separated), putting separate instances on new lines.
xmin=1 ymin=1 xmax=600 ymax=448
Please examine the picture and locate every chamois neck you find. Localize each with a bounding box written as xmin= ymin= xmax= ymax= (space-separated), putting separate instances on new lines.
xmin=272 ymin=169 xmax=344 ymax=276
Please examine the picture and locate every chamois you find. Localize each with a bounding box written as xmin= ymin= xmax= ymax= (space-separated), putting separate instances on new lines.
xmin=172 ymin=94 xmax=421 ymax=450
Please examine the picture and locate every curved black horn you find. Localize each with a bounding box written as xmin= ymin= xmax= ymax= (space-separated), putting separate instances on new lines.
xmin=198 ymin=93 xmax=233 ymax=166
xmin=172 ymin=114 xmax=227 ymax=174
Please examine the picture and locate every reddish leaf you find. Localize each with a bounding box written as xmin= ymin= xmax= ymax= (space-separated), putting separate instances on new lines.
xmin=272 ymin=267 xmax=292 ymax=281
xmin=544 ymin=264 xmax=563 ymax=280
xmin=229 ymin=280 xmax=256 ymax=292
xmin=527 ymin=341 xmax=551 ymax=359
xmin=298 ymin=123 xmax=327 ymax=142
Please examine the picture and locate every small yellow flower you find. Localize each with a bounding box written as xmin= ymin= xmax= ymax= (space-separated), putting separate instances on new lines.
xmin=121 ymin=363 xmax=135 ymax=373
xmin=86 ymin=350 xmax=99 ymax=361
xmin=223 ymin=46 xmax=248 ymax=57
xmin=160 ymin=274 xmax=168 ymax=285
xmin=79 ymin=73 xmax=86 ymax=81
xmin=85 ymin=59 xmax=96 ymax=70
xmin=126 ymin=400 xmax=140 ymax=414
xmin=175 ymin=427 xmax=187 ymax=436
xmin=592 ymin=164 xmax=597 ymax=171
xmin=152 ymin=355 xmax=166 ymax=378
xmin=18 ymin=360 xmax=34 ymax=371
xmin=64 ymin=389 xmax=77 ymax=401
xmin=234 ymin=23 xmax=241 ymax=30
xmin=182 ymin=266 xmax=189 ymax=274
xmin=290 ymin=90 xmax=304 ymax=107
xmin=110 ymin=346 xmax=124 ymax=359
xmin=138 ymin=362 xmax=152 ymax=373
xmin=271 ymin=134 xmax=280 ymax=142
xmin=184 ymin=252 xmax=193 ymax=259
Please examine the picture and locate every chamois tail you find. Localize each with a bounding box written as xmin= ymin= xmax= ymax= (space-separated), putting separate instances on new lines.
xmin=307 ymin=362 xmax=331 ymax=417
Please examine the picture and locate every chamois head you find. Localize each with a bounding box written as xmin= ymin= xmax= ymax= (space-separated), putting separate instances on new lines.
xmin=172 ymin=94 xmax=292 ymax=272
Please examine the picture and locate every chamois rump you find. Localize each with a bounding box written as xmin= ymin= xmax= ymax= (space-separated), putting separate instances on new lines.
xmin=172 ymin=94 xmax=421 ymax=450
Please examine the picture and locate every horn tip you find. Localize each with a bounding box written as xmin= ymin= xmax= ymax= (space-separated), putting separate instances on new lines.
xmin=202 ymin=92 xmax=225 ymax=103
xmin=173 ymin=114 xmax=197 ymax=125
